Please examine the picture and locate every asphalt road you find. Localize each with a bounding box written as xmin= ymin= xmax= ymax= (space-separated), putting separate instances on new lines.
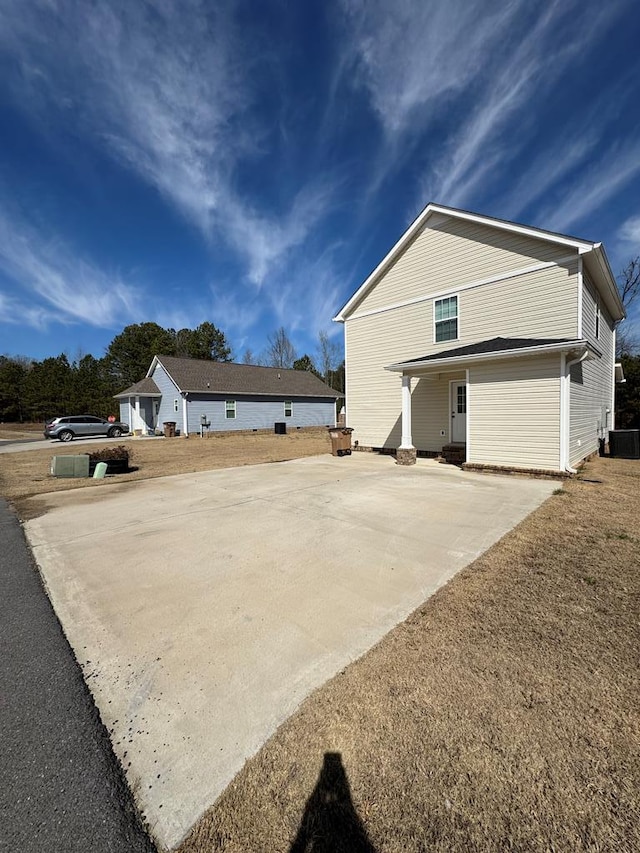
xmin=0 ymin=499 xmax=156 ymax=853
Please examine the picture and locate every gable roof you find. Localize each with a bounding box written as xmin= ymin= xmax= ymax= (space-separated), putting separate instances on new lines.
xmin=386 ymin=336 xmax=594 ymax=373
xmin=333 ymin=203 xmax=625 ymax=323
xmin=114 ymin=377 xmax=161 ymax=398
xmin=147 ymin=355 xmax=340 ymax=398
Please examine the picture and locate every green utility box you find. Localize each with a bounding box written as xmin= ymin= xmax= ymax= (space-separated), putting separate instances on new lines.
xmin=51 ymin=455 xmax=90 ymax=478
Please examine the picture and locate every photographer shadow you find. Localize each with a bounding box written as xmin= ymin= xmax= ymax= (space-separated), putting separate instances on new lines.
xmin=290 ymin=752 xmax=377 ymax=853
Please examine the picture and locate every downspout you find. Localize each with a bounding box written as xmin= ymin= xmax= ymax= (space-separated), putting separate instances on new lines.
xmin=562 ymin=351 xmax=589 ymax=474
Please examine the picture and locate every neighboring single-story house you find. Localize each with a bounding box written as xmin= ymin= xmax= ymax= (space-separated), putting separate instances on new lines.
xmin=334 ymin=203 xmax=626 ymax=473
xmin=115 ymin=355 xmax=340 ymax=436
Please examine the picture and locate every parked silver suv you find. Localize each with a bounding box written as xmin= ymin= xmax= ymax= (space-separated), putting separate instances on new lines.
xmin=44 ymin=415 xmax=130 ymax=442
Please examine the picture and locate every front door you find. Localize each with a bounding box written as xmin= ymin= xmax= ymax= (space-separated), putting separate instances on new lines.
xmin=450 ymin=382 xmax=467 ymax=443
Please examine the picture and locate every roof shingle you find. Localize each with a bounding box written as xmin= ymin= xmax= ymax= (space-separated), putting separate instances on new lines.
xmin=149 ymin=356 xmax=341 ymax=398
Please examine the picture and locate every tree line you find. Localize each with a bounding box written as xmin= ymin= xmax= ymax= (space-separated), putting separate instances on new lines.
xmin=0 ymin=321 xmax=345 ymax=423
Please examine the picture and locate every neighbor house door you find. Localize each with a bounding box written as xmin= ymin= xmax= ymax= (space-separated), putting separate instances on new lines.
xmin=450 ymin=382 xmax=467 ymax=443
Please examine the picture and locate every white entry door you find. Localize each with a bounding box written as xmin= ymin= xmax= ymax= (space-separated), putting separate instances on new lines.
xmin=450 ymin=382 xmax=467 ymax=443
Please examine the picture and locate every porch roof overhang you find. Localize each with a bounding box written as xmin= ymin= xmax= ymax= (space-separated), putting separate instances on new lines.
xmin=386 ymin=336 xmax=599 ymax=375
xmin=114 ymin=377 xmax=162 ymax=399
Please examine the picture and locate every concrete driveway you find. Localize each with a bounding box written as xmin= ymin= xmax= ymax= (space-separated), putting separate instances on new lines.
xmin=25 ymin=454 xmax=556 ymax=850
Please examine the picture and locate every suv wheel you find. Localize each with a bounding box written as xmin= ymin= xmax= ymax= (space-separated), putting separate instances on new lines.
xmin=108 ymin=427 xmax=123 ymax=438
xmin=58 ymin=430 xmax=74 ymax=442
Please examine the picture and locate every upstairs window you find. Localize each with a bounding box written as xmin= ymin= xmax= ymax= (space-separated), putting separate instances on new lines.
xmin=225 ymin=399 xmax=236 ymax=419
xmin=434 ymin=295 xmax=458 ymax=342
xmin=284 ymin=400 xmax=293 ymax=417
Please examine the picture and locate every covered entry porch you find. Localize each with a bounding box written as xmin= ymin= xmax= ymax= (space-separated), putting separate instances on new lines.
xmin=114 ymin=378 xmax=162 ymax=436
xmin=391 ymin=368 xmax=468 ymax=466
xmin=385 ymin=337 xmax=594 ymax=471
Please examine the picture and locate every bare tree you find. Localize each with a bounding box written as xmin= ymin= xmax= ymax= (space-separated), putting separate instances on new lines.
xmin=316 ymin=330 xmax=341 ymax=388
xmin=616 ymin=257 xmax=640 ymax=356
xmin=242 ymin=348 xmax=257 ymax=365
xmin=265 ymin=327 xmax=296 ymax=368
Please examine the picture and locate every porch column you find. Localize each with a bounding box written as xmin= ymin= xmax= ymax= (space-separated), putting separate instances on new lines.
xmin=181 ymin=393 xmax=189 ymax=438
xmin=397 ymin=374 xmax=417 ymax=465
xmin=134 ymin=395 xmax=143 ymax=434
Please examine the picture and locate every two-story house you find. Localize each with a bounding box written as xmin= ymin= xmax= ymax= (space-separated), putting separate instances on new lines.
xmin=334 ymin=204 xmax=625 ymax=473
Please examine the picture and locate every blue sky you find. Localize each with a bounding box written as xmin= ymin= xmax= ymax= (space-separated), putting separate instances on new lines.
xmin=1 ymin=0 xmax=639 ymax=363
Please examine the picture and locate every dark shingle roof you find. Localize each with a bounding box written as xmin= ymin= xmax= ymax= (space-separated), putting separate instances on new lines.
xmin=114 ymin=377 xmax=161 ymax=397
xmin=401 ymin=337 xmax=580 ymax=364
xmin=154 ymin=356 xmax=341 ymax=398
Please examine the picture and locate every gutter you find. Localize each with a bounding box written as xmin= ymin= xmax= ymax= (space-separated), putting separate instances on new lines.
xmin=386 ymin=340 xmax=591 ymax=373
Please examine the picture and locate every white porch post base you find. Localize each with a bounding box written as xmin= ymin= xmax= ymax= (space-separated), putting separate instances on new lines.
xmin=397 ymin=374 xmax=416 ymax=465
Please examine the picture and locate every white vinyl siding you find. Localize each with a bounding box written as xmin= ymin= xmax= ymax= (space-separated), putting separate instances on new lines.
xmin=569 ymin=273 xmax=615 ymax=465
xmin=469 ymin=356 xmax=561 ymax=471
xmin=352 ymin=216 xmax=575 ymax=315
xmin=345 ymin=259 xmax=578 ymax=449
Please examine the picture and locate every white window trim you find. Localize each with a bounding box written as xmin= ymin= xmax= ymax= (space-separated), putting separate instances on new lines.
xmin=595 ymin=295 xmax=601 ymax=340
xmin=434 ymin=294 xmax=460 ymax=344
xmin=225 ymin=399 xmax=236 ymax=419
xmin=284 ymin=400 xmax=293 ymax=417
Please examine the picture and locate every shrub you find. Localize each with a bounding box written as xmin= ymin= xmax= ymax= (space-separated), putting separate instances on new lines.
xmin=87 ymin=445 xmax=130 ymax=463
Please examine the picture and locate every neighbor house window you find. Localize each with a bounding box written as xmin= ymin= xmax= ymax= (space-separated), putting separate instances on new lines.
xmin=284 ymin=400 xmax=293 ymax=417
xmin=173 ymin=399 xmax=179 ymax=413
xmin=225 ymin=399 xmax=236 ymax=419
xmin=434 ymin=295 xmax=458 ymax=342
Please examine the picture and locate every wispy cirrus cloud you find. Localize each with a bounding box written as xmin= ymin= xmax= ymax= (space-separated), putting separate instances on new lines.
xmin=339 ymin=0 xmax=629 ymax=220
xmin=539 ymin=139 xmax=640 ymax=234
xmin=422 ymin=0 xmax=623 ymax=208
xmin=0 ymin=205 xmax=141 ymax=328
xmin=0 ymin=0 xmax=335 ymax=287
xmin=339 ymin=0 xmax=520 ymax=138
xmin=618 ymin=215 xmax=640 ymax=246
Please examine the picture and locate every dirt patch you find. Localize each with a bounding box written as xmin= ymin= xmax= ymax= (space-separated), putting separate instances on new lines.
xmin=0 ymin=429 xmax=332 ymax=515
xmin=177 ymin=456 xmax=640 ymax=853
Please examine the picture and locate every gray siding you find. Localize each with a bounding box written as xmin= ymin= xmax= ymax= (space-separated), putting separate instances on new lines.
xmin=151 ymin=363 xmax=182 ymax=429
xmin=186 ymin=394 xmax=335 ymax=433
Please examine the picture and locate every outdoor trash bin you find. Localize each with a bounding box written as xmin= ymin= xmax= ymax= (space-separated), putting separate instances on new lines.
xmin=328 ymin=426 xmax=353 ymax=456
xmin=163 ymin=421 xmax=177 ymax=438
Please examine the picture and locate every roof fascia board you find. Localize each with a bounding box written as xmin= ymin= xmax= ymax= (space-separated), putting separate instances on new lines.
xmin=589 ymin=244 xmax=625 ymax=320
xmin=334 ymin=202 xmax=434 ymax=322
xmin=427 ymin=204 xmax=595 ymax=251
xmin=334 ymin=203 xmax=596 ymax=322
xmin=114 ymin=392 xmax=162 ymax=399
xmin=386 ymin=340 xmax=590 ymax=372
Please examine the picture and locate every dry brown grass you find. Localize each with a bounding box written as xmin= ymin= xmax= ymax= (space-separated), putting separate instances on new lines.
xmin=0 ymin=429 xmax=332 ymax=515
xmin=178 ymin=456 xmax=640 ymax=853
xmin=0 ymin=422 xmax=43 ymax=440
